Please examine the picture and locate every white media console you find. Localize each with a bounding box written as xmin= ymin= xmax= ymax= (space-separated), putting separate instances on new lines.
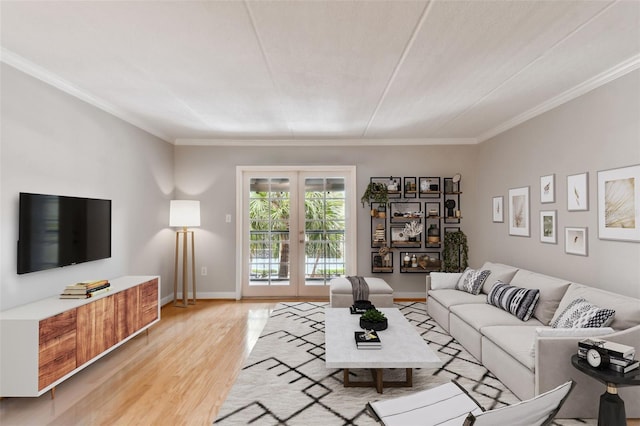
xmin=0 ymin=275 xmax=160 ymax=397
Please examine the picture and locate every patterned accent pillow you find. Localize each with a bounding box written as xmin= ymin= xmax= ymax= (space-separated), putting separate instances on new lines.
xmin=549 ymin=298 xmax=616 ymax=328
xmin=487 ymin=281 xmax=540 ymax=321
xmin=456 ymin=268 xmax=490 ymax=295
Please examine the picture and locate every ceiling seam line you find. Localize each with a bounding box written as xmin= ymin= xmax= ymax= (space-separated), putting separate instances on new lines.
xmin=432 ymin=0 xmax=621 ymax=136
xmin=243 ymin=0 xmax=295 ymax=139
xmin=361 ymin=0 xmax=435 ymax=138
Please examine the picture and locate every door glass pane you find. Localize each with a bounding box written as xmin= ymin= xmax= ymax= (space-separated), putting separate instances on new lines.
xmin=304 ymin=177 xmax=346 ymax=285
xmin=249 ymin=178 xmax=290 ymax=286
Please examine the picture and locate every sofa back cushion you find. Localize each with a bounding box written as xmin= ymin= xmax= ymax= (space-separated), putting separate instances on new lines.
xmin=551 ymin=283 xmax=640 ymax=330
xmin=479 ymin=262 xmax=519 ymax=294
xmin=509 ymin=269 xmax=570 ymax=325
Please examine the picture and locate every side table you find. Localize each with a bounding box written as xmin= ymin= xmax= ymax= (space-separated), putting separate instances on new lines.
xmin=571 ymin=354 xmax=640 ymax=426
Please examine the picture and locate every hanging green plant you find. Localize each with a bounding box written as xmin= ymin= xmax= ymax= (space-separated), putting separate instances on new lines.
xmin=360 ymin=182 xmax=389 ymax=207
xmin=443 ymin=230 xmax=469 ymax=272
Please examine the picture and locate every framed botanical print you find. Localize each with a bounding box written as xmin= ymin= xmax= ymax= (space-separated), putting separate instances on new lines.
xmin=509 ymin=186 xmax=530 ymax=237
xmin=567 ymin=172 xmax=588 ymax=211
xmin=540 ymin=210 xmax=557 ymax=244
xmin=492 ymin=196 xmax=504 ymax=223
xmin=540 ymin=174 xmax=555 ymax=203
xmin=597 ymin=164 xmax=640 ymax=242
xmin=565 ymin=227 xmax=588 ymax=256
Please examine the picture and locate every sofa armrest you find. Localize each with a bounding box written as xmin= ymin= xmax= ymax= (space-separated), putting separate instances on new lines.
xmin=535 ymin=325 xmax=640 ymax=418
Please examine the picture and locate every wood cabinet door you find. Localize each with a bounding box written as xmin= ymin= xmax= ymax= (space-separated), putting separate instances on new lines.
xmin=140 ymin=279 xmax=159 ymax=327
xmin=76 ymin=295 xmax=116 ymax=365
xmin=115 ymin=286 xmax=140 ymax=341
xmin=38 ymin=310 xmax=77 ymax=390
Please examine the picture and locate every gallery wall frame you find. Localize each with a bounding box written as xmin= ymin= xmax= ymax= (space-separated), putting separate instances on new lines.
xmin=567 ymin=172 xmax=589 ymax=211
xmin=540 ymin=210 xmax=557 ymax=244
xmin=540 ymin=174 xmax=555 ymax=203
xmin=509 ymin=186 xmax=530 ymax=237
xmin=492 ymin=196 xmax=504 ymax=223
xmin=597 ymin=164 xmax=640 ymax=242
xmin=565 ymin=227 xmax=588 ymax=256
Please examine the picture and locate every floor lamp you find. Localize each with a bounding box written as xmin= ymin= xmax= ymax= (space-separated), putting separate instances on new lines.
xmin=170 ymin=200 xmax=200 ymax=307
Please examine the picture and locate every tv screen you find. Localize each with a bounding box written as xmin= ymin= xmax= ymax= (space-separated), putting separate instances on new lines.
xmin=17 ymin=193 xmax=112 ymax=274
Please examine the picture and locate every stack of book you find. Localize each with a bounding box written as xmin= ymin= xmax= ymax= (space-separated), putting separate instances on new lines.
xmin=578 ymin=338 xmax=639 ymax=374
xmin=355 ymin=330 xmax=381 ymax=350
xmin=60 ymin=280 xmax=111 ymax=299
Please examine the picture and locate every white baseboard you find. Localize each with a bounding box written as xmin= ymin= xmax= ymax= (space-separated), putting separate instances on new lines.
xmin=393 ymin=292 xmax=427 ymax=300
xmin=162 ymin=291 xmax=425 ymax=306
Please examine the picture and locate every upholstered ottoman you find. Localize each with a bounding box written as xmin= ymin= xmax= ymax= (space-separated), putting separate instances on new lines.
xmin=329 ymin=277 xmax=394 ymax=308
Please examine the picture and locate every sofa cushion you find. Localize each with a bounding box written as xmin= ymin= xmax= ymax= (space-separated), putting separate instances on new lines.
xmin=430 ymin=272 xmax=462 ymax=290
xmin=551 ymin=283 xmax=640 ymax=331
xmin=450 ymin=303 xmax=544 ymax=332
xmin=487 ymin=281 xmax=540 ymax=321
xmin=456 ymin=268 xmax=490 ymax=295
xmin=479 ymin=262 xmax=520 ymax=294
xmin=428 ymin=289 xmax=486 ymax=310
xmin=482 ymin=326 xmax=538 ymax=370
xmin=509 ymin=270 xmax=570 ymax=325
xmin=549 ymin=298 xmax=616 ymax=328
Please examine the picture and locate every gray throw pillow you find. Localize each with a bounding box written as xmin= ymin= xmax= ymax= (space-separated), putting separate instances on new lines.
xmin=456 ymin=268 xmax=490 ymax=295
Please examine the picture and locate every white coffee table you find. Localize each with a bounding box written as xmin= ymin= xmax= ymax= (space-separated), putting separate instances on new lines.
xmin=325 ymin=307 xmax=442 ymax=393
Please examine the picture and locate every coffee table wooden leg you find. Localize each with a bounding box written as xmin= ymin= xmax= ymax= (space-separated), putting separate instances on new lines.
xmin=373 ymin=369 xmax=383 ymax=393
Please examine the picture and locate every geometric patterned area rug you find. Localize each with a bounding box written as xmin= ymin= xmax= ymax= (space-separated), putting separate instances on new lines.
xmin=214 ymin=302 xmax=592 ymax=425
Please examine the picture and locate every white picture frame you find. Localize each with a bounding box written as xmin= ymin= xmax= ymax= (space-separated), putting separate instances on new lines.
xmin=567 ymin=172 xmax=588 ymax=211
xmin=565 ymin=227 xmax=588 ymax=256
xmin=492 ymin=196 xmax=504 ymax=223
xmin=509 ymin=186 xmax=530 ymax=237
xmin=540 ymin=174 xmax=555 ymax=203
xmin=597 ymin=164 xmax=640 ymax=242
xmin=540 ymin=210 xmax=557 ymax=244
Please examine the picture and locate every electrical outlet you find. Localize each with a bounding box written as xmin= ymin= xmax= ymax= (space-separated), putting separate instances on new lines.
xmin=225 ymin=214 xmax=232 ymax=223
xmin=201 ymin=266 xmax=207 ymax=276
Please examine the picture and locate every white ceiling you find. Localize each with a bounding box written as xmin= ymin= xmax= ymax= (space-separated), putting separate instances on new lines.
xmin=1 ymin=0 xmax=639 ymax=145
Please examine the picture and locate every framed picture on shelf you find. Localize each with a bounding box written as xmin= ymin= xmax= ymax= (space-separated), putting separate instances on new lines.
xmin=567 ymin=172 xmax=588 ymax=211
xmin=565 ymin=227 xmax=588 ymax=256
xmin=509 ymin=186 xmax=530 ymax=237
xmin=540 ymin=210 xmax=557 ymax=244
xmin=540 ymin=174 xmax=555 ymax=203
xmin=492 ymin=196 xmax=504 ymax=223
xmin=597 ymin=164 xmax=640 ymax=242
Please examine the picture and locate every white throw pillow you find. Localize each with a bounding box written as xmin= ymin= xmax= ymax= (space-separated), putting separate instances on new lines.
xmin=430 ymin=272 xmax=462 ymax=290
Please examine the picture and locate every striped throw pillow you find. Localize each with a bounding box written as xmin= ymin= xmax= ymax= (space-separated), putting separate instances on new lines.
xmin=487 ymin=281 xmax=540 ymax=321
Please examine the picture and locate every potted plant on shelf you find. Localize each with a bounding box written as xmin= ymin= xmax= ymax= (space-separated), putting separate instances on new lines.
xmin=443 ymin=230 xmax=469 ymax=272
xmin=360 ymin=308 xmax=388 ymax=331
xmin=403 ymin=220 xmax=423 ymax=242
xmin=361 ymin=182 xmax=389 ymax=210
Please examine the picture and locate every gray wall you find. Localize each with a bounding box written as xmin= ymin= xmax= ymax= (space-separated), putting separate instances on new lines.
xmin=473 ymin=70 xmax=640 ymax=298
xmin=174 ymin=144 xmax=479 ymax=297
xmin=2 ymin=62 xmax=637 ymax=308
xmin=1 ymin=64 xmax=175 ymax=310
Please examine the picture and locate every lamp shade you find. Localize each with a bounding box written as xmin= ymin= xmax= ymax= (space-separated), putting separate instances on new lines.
xmin=169 ymin=200 xmax=201 ymax=227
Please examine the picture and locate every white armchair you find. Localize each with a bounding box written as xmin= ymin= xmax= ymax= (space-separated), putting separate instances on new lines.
xmin=367 ymin=380 xmax=574 ymax=426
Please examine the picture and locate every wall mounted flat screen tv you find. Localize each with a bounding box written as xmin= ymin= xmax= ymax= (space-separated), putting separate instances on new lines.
xmin=17 ymin=192 xmax=112 ymax=274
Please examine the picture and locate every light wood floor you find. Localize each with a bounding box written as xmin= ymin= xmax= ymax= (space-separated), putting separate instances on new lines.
xmin=0 ymin=300 xmax=279 ymax=426
xmin=1 ymin=300 xmax=638 ymax=426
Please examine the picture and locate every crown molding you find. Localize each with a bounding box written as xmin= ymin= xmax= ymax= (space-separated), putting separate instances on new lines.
xmin=478 ymin=54 xmax=640 ymax=143
xmin=1 ymin=48 xmax=173 ymax=143
xmin=174 ymin=137 xmax=478 ymax=147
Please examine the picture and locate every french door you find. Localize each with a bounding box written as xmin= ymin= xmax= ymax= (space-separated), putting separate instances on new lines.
xmin=237 ymin=166 xmax=356 ymax=298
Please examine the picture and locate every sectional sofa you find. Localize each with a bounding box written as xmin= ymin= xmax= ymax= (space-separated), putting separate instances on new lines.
xmin=426 ymin=261 xmax=640 ymax=419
